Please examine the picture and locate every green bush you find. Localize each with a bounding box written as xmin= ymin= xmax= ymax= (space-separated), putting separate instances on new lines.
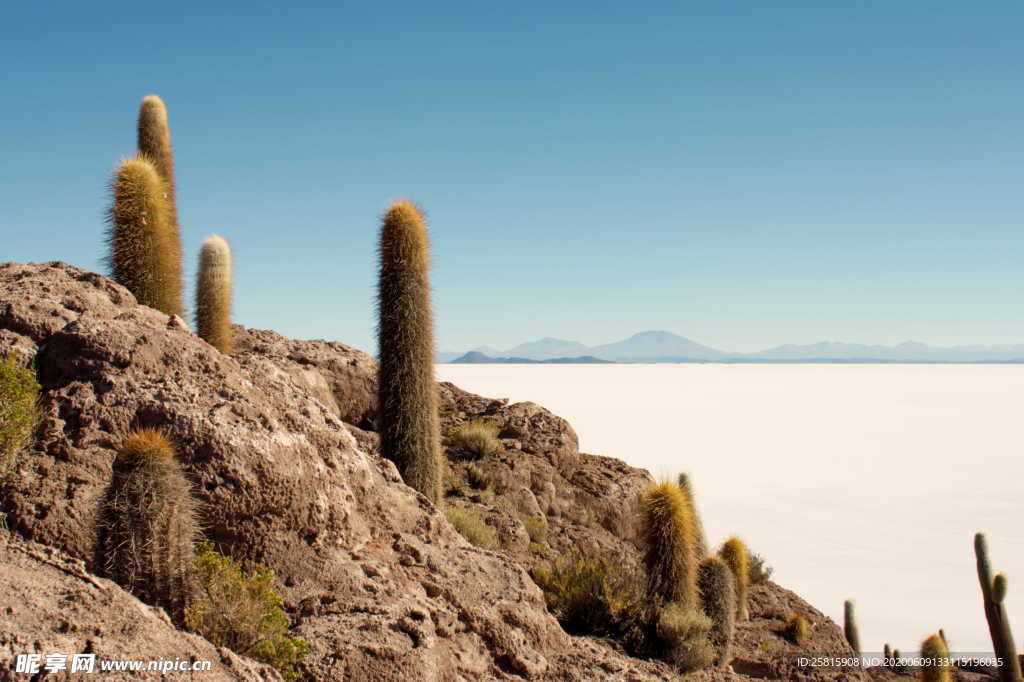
xmin=443 ymin=505 xmax=498 ymax=549
xmin=445 ymin=419 xmax=501 ymax=460
xmin=532 ymin=550 xmax=645 ymax=639
xmin=655 ymin=602 xmax=715 ymax=672
xmin=0 ymin=354 xmax=41 ymax=477
xmin=185 ymin=541 xmax=309 ymax=681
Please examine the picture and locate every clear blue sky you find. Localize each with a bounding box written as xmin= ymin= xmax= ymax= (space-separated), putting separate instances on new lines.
xmin=2 ymin=1 xmax=1021 ymax=354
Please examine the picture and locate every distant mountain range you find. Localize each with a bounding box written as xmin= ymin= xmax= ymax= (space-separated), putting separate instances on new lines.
xmin=437 ymin=331 xmax=1024 ymax=364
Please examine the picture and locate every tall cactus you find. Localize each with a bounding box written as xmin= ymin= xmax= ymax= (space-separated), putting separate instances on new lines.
xmin=195 ymin=235 xmax=234 ymax=354
xmin=719 ymin=538 xmax=750 ymax=620
xmin=376 ymin=200 xmax=442 ymax=503
xmin=106 ymin=157 xmax=181 ymax=315
xmin=697 ymin=556 xmax=735 ymax=666
xmin=975 ymin=533 xmax=1021 ymax=682
xmin=96 ymin=428 xmax=197 ymax=624
xmin=137 ymin=94 xmax=183 ymax=313
xmin=920 ymin=633 xmax=953 ymax=682
xmin=677 ymin=473 xmax=708 ymax=559
xmin=843 ymin=600 xmax=861 ymax=657
xmin=642 ymin=480 xmax=698 ymax=607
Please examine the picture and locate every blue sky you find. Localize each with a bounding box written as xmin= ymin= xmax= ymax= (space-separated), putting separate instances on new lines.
xmin=2 ymin=1 xmax=1022 ymax=353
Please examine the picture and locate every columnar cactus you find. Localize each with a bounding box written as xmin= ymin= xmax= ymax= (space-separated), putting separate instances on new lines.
xmin=920 ymin=634 xmax=953 ymax=682
xmin=718 ymin=538 xmax=750 ymax=620
xmin=642 ymin=480 xmax=699 ymax=607
xmin=96 ymin=428 xmax=197 ymax=624
xmin=883 ymin=643 xmax=892 ymax=662
xmin=376 ymin=200 xmax=442 ymax=503
xmin=137 ymin=94 xmax=183 ymax=313
xmin=697 ymin=556 xmax=735 ymax=666
xmin=106 ymin=157 xmax=181 ymax=315
xmin=195 ymin=235 xmax=234 ymax=354
xmin=677 ymin=473 xmax=708 ymax=559
xmin=974 ymin=533 xmax=1021 ymax=682
xmin=843 ymin=600 xmax=861 ymax=656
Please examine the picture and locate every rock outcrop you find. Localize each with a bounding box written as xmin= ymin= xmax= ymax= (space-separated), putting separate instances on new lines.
xmin=1 ymin=261 xmax=864 ymax=680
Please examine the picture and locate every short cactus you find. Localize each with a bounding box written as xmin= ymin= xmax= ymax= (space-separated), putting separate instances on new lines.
xmin=137 ymin=94 xmax=183 ymax=309
xmin=641 ymin=480 xmax=698 ymax=607
xmin=376 ymin=200 xmax=442 ymax=503
xmin=785 ymin=612 xmax=809 ymax=645
xmin=843 ymin=600 xmax=861 ymax=656
xmin=697 ymin=556 xmax=735 ymax=666
xmin=974 ymin=533 xmax=1021 ymax=682
xmin=883 ymin=643 xmax=892 ymax=662
xmin=920 ymin=634 xmax=953 ymax=682
xmin=96 ymin=428 xmax=197 ymax=624
xmin=677 ymin=473 xmax=708 ymax=559
xmin=195 ymin=235 xmax=234 ymax=354
xmin=718 ymin=538 xmax=750 ymax=620
xmin=105 ymin=156 xmax=181 ymax=315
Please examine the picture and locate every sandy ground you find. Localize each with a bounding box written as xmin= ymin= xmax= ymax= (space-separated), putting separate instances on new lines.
xmin=437 ymin=363 xmax=1024 ymax=656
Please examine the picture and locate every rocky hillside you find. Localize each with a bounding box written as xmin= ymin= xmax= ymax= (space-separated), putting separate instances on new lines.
xmin=2 ymin=261 xmax=868 ymax=680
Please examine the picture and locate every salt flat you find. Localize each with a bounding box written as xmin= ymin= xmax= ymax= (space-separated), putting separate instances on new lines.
xmin=437 ymin=363 xmax=1024 ymax=654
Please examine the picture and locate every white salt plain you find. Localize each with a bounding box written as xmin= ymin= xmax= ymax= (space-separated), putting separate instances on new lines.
xmin=437 ymin=363 xmax=1024 ymax=655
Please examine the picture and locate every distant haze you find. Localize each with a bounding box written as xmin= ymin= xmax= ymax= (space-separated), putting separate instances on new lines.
xmin=439 ymin=331 xmax=1024 ymax=363
xmin=438 ymin=363 xmax=1024 ymax=655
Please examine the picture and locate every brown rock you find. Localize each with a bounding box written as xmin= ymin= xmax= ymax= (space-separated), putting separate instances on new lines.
xmin=0 ymin=262 xmax=669 ymax=681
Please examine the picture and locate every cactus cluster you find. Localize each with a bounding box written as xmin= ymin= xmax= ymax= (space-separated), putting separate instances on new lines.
xmin=376 ymin=200 xmax=442 ymax=503
xmin=106 ymin=95 xmax=237 ymax=347
xmin=974 ymin=533 xmax=1021 ymax=682
xmin=96 ymin=428 xmax=198 ymax=624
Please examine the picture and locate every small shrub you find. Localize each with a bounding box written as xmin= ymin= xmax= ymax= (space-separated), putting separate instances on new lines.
xmin=532 ymin=550 xmax=647 ymax=640
xmin=529 ymin=541 xmax=549 ymax=556
xmin=0 ymin=354 xmax=40 ymax=477
xmin=185 ymin=541 xmax=309 ymax=681
xmin=748 ymin=550 xmax=773 ymax=585
xmin=443 ymin=505 xmax=498 ymax=549
xmin=465 ymin=462 xmax=491 ymax=490
xmin=655 ymin=602 xmax=715 ymax=672
xmin=523 ymin=514 xmax=548 ymax=544
xmin=445 ymin=419 xmax=500 ymax=459
xmin=784 ymin=612 xmax=809 ymax=644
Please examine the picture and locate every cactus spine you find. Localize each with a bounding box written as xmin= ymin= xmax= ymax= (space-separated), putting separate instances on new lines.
xmin=697 ymin=556 xmax=735 ymax=666
xmin=920 ymin=634 xmax=953 ymax=682
xmin=718 ymin=538 xmax=750 ymax=620
xmin=137 ymin=94 xmax=183 ymax=313
xmin=106 ymin=157 xmax=181 ymax=315
xmin=195 ymin=235 xmax=234 ymax=354
xmin=376 ymin=201 xmax=442 ymax=503
xmin=974 ymin=533 xmax=1022 ymax=682
xmin=641 ymin=480 xmax=698 ymax=607
xmin=677 ymin=473 xmax=708 ymax=559
xmin=843 ymin=600 xmax=861 ymax=656
xmin=97 ymin=428 xmax=197 ymax=624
